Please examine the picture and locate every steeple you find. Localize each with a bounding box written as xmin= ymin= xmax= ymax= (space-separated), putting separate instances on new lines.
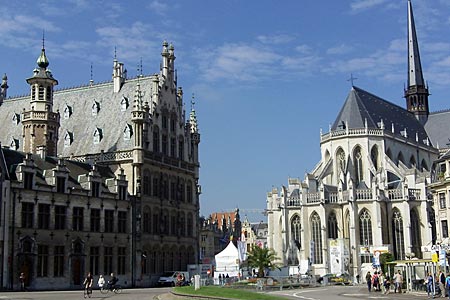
xmin=404 ymin=0 xmax=429 ymax=125
xmin=23 ymin=39 xmax=60 ymax=156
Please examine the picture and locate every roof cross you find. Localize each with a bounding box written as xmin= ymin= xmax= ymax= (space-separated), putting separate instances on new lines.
xmin=347 ymin=73 xmax=358 ymax=86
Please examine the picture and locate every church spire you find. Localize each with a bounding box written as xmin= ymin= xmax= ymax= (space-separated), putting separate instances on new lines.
xmin=404 ymin=0 xmax=429 ymax=125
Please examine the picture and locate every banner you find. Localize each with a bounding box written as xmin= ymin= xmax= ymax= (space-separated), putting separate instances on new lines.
xmin=329 ymin=239 xmax=342 ymax=275
xmin=237 ymin=241 xmax=247 ymax=262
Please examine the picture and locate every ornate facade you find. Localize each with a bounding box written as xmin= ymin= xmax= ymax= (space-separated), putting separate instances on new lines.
xmin=0 ymin=41 xmax=200 ymax=290
xmin=266 ymin=0 xmax=450 ymax=280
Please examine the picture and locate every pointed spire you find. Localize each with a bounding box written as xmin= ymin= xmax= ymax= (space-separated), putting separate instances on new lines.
xmin=405 ymin=0 xmax=429 ymax=124
xmin=407 ymin=0 xmax=424 ymax=87
xmin=189 ymin=93 xmax=199 ymax=133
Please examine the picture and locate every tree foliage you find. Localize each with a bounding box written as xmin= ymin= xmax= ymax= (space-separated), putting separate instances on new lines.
xmin=246 ymin=245 xmax=280 ymax=278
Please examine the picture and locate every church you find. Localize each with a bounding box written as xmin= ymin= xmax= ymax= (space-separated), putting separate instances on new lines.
xmin=0 ymin=41 xmax=200 ymax=289
xmin=266 ymin=0 xmax=450 ymax=279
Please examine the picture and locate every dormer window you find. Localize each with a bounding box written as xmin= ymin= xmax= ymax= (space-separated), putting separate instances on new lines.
xmin=92 ymin=181 xmax=100 ymax=198
xmin=121 ymin=96 xmax=129 ymax=111
xmin=64 ymin=131 xmax=74 ymax=147
xmin=64 ymin=105 xmax=72 ymax=119
xmin=10 ymin=138 xmax=19 ymax=150
xmin=12 ymin=113 xmax=20 ymax=124
xmin=123 ymin=124 xmax=133 ymax=140
xmin=92 ymin=101 xmax=100 ymax=116
xmin=93 ymin=128 xmax=103 ymax=144
xmin=24 ymin=171 xmax=33 ymax=190
xmin=56 ymin=176 xmax=66 ymax=193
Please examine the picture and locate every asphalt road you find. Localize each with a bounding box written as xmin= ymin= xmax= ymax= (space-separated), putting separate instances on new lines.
xmin=0 ymin=287 xmax=172 ymax=300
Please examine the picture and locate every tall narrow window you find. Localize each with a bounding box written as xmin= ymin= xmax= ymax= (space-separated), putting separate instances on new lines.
xmin=72 ymin=207 xmax=84 ymax=231
xmin=153 ymin=128 xmax=159 ymax=152
xmin=187 ymin=213 xmax=193 ymax=237
xmin=56 ymin=177 xmax=66 ymax=193
xmin=359 ymin=209 xmax=373 ymax=263
xmin=143 ymin=208 xmax=151 ymax=233
xmin=152 ymin=177 xmax=159 ymax=197
xmin=21 ymin=202 xmax=34 ymax=228
xmin=118 ymin=247 xmax=126 ymax=275
xmin=90 ymin=209 xmax=101 ymax=232
xmin=170 ymin=137 xmax=176 ymax=157
xmin=162 ymin=135 xmax=168 ymax=155
xmin=54 ymin=246 xmax=65 ymax=277
xmin=410 ymin=209 xmax=422 ymax=258
xmin=353 ymin=147 xmax=363 ymax=186
xmin=178 ymin=139 xmax=184 ymax=160
xmin=371 ymin=146 xmax=379 ymax=171
xmin=442 ymin=220 xmax=449 ymax=239
xmin=310 ymin=212 xmax=323 ymax=264
xmin=187 ymin=181 xmax=192 ymax=203
xmin=104 ymin=210 xmax=114 ymax=232
xmin=328 ymin=211 xmax=338 ymax=239
xmin=37 ymin=245 xmax=49 ymax=277
xmin=118 ymin=211 xmax=127 ymax=233
xmin=392 ymin=209 xmax=405 ymax=260
xmin=440 ymin=193 xmax=446 ymax=209
xmin=24 ymin=172 xmax=33 ymax=190
xmin=92 ymin=181 xmax=100 ymax=198
xmin=291 ymin=215 xmax=301 ymax=249
xmin=143 ymin=171 xmax=151 ymax=196
xmin=103 ymin=247 xmax=113 ymax=275
xmin=38 ymin=204 xmax=50 ymax=229
xmin=90 ymin=247 xmax=100 ymax=275
xmin=118 ymin=185 xmax=127 ymax=200
xmin=54 ymin=205 xmax=66 ymax=230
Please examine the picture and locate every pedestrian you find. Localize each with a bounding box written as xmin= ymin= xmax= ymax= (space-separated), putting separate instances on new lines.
xmin=445 ymin=273 xmax=450 ymax=300
xmin=440 ymin=270 xmax=446 ymax=298
xmin=366 ymin=271 xmax=372 ymax=292
xmin=83 ymin=272 xmax=93 ymax=298
xmin=218 ymin=274 xmax=222 ymax=285
xmin=98 ymin=274 xmax=105 ymax=289
xmin=393 ymin=270 xmax=403 ymax=293
xmin=19 ymin=272 xmax=26 ymax=291
xmin=384 ymin=276 xmax=391 ymax=294
xmin=379 ymin=272 xmax=385 ymax=293
xmin=426 ymin=272 xmax=433 ymax=298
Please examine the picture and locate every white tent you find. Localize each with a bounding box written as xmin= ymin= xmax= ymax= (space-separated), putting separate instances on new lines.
xmin=214 ymin=241 xmax=239 ymax=278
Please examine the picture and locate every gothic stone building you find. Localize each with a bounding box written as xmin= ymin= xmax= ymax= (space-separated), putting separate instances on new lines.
xmin=0 ymin=41 xmax=200 ymax=289
xmin=266 ymin=0 xmax=450 ymax=280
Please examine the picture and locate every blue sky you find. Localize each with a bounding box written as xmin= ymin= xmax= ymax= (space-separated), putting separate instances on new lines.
xmin=1 ymin=0 xmax=450 ymax=222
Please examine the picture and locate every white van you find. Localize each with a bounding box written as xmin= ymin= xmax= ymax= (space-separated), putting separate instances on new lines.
xmin=157 ymin=271 xmax=189 ymax=286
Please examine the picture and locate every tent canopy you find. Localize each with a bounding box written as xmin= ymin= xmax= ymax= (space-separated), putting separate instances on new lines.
xmin=215 ymin=241 xmax=239 ymax=277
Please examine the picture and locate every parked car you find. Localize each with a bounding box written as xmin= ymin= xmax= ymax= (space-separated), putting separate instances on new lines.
xmin=157 ymin=271 xmax=189 ymax=287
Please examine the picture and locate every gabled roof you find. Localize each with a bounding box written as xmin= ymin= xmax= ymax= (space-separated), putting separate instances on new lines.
xmin=332 ymin=86 xmax=429 ymax=145
xmin=425 ymin=109 xmax=450 ymax=150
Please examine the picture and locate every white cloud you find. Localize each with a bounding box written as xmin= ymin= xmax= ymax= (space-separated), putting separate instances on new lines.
xmin=148 ymin=0 xmax=169 ymax=15
xmin=257 ymin=34 xmax=295 ymax=45
xmin=350 ymin=0 xmax=388 ymax=13
xmin=326 ymin=44 xmax=353 ymax=55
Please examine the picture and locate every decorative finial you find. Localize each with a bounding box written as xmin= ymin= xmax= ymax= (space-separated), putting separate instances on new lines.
xmin=191 ymin=93 xmax=195 ymax=111
xmin=139 ymin=57 xmax=143 ymax=77
xmin=90 ymin=63 xmax=93 ymax=81
xmin=42 ymin=30 xmax=45 ymax=49
xmin=347 ymin=73 xmax=358 ymax=86
xmin=114 ymin=46 xmax=117 ymax=60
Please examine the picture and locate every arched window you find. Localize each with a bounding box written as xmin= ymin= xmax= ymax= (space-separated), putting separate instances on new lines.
xmin=328 ymin=211 xmax=338 ymax=239
xmin=310 ymin=212 xmax=323 ymax=264
xmin=187 ymin=213 xmax=193 ymax=237
xmin=143 ymin=206 xmax=151 ymax=233
xmin=397 ymin=152 xmax=405 ymax=166
xmin=336 ymin=148 xmax=346 ymax=174
xmin=409 ymin=155 xmax=416 ymax=168
xmin=410 ymin=209 xmax=422 ymax=258
xmin=386 ymin=148 xmax=393 ymax=161
xmin=291 ymin=215 xmax=301 ymax=249
xmin=353 ymin=146 xmax=363 ymax=186
xmin=392 ymin=209 xmax=405 ymax=260
xmin=371 ymin=146 xmax=379 ymax=171
xmin=359 ymin=209 xmax=373 ymax=263
xmin=344 ymin=210 xmax=350 ymax=239
xmin=421 ymin=159 xmax=429 ymax=172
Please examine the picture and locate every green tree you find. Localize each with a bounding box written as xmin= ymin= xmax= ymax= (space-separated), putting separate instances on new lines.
xmin=246 ymin=245 xmax=281 ymax=278
xmin=380 ymin=252 xmax=395 ymax=276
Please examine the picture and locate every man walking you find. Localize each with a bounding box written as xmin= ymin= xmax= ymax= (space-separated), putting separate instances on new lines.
xmin=393 ymin=270 xmax=403 ymax=293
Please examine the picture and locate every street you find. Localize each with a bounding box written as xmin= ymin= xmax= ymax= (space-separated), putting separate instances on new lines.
xmin=0 ymin=285 xmax=431 ymax=300
xmin=0 ymin=287 xmax=171 ymax=300
xmin=270 ymin=285 xmax=429 ymax=300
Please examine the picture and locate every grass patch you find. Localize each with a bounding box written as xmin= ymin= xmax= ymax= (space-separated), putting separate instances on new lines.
xmin=173 ymin=286 xmax=287 ymax=299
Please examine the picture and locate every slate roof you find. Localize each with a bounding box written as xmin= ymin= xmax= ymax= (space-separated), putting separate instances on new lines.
xmin=332 ymin=86 xmax=430 ymax=146
xmin=425 ymin=109 xmax=450 ymax=150
xmin=1 ymin=147 xmax=114 ymax=185
xmin=0 ymin=76 xmax=152 ymax=158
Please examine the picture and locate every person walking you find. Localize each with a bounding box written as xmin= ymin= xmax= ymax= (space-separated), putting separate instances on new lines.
xmin=366 ymin=271 xmax=372 ymax=292
xmin=393 ymin=270 xmax=403 ymax=293
xmin=440 ymin=270 xmax=446 ymax=298
xmin=426 ymin=272 xmax=434 ymax=298
xmin=83 ymin=272 xmax=93 ymax=298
